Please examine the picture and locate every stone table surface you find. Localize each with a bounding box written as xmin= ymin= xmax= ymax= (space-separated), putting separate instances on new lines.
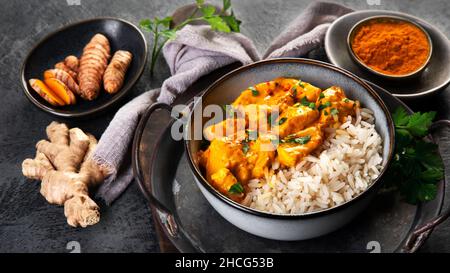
xmin=0 ymin=0 xmax=449 ymax=252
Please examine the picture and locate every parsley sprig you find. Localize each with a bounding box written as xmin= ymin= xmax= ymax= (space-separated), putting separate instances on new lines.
xmin=140 ymin=0 xmax=241 ymax=74
xmin=385 ymin=108 xmax=444 ymax=204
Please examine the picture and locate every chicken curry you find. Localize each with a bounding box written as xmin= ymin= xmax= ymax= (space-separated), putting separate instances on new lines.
xmin=197 ymin=78 xmax=360 ymax=201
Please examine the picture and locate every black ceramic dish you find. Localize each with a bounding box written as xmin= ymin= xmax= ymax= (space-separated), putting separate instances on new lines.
xmin=21 ymin=17 xmax=147 ymax=118
xmin=325 ymin=10 xmax=450 ymax=99
xmin=133 ymin=78 xmax=449 ymax=252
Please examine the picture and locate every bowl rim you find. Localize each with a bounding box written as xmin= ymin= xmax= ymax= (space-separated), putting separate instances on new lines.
xmin=184 ymin=58 xmax=395 ymax=219
xmin=346 ymin=15 xmax=433 ymax=79
xmin=20 ymin=16 xmax=148 ymax=118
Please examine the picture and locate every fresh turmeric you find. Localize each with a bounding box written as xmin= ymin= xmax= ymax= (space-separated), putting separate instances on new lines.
xmin=103 ymin=50 xmax=133 ymax=94
xmin=44 ymin=69 xmax=80 ymax=97
xmin=351 ymin=19 xmax=430 ymax=75
xmin=44 ymin=78 xmax=77 ymax=105
xmin=29 ymin=79 xmax=65 ymax=106
xmin=78 ymin=34 xmax=111 ymax=100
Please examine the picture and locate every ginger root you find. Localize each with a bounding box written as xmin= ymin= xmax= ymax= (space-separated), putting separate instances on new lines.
xmin=22 ymin=122 xmax=106 ymax=227
xmin=29 ymin=79 xmax=65 ymax=106
xmin=103 ymin=50 xmax=133 ymax=94
xmin=44 ymin=68 xmax=80 ymax=96
xmin=44 ymin=78 xmax=76 ymax=105
xmin=78 ymin=34 xmax=111 ymax=100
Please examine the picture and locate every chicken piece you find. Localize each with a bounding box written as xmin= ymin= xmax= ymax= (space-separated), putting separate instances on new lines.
xmin=210 ymin=168 xmax=239 ymax=195
xmin=203 ymin=118 xmax=246 ymax=141
xmin=290 ymin=80 xmax=322 ymax=102
xmin=246 ymin=134 xmax=277 ymax=178
xmin=276 ymin=105 xmax=319 ymax=138
xmin=317 ymin=86 xmax=359 ymax=127
xmin=200 ymin=139 xmax=245 ymax=182
xmin=277 ymin=126 xmax=324 ymax=167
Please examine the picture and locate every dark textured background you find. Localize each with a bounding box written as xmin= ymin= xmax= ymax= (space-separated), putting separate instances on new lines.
xmin=0 ymin=0 xmax=449 ymax=252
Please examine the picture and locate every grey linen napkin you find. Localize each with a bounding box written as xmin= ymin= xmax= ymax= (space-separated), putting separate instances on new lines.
xmin=94 ymin=1 xmax=353 ymax=205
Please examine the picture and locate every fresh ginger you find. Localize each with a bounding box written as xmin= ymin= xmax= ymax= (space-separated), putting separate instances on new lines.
xmin=44 ymin=78 xmax=76 ymax=105
xmin=55 ymin=62 xmax=78 ymax=81
xmin=44 ymin=69 xmax=80 ymax=96
xmin=64 ymin=55 xmax=79 ymax=73
xmin=103 ymin=50 xmax=133 ymax=94
xmin=29 ymin=79 xmax=65 ymax=106
xmin=78 ymin=34 xmax=111 ymax=100
xmin=22 ymin=122 xmax=106 ymax=227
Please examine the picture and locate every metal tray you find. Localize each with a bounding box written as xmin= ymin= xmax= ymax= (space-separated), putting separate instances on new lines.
xmin=133 ymin=65 xmax=449 ymax=253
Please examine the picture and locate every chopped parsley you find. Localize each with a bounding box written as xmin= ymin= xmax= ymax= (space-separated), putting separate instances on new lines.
xmin=300 ymin=96 xmax=310 ymax=106
xmin=291 ymin=86 xmax=297 ymax=98
xmin=308 ymin=102 xmax=316 ymax=110
xmin=249 ymin=86 xmax=259 ymax=96
xmin=278 ymin=117 xmax=287 ymax=125
xmin=318 ymin=101 xmax=331 ymax=111
xmin=319 ymin=92 xmax=325 ymax=99
xmin=343 ymin=98 xmax=350 ymax=103
xmin=282 ymin=135 xmax=311 ymax=145
xmin=330 ymin=108 xmax=339 ymax=116
xmin=298 ymin=80 xmax=305 ymax=88
xmin=324 ymin=110 xmax=329 ymax=116
xmin=228 ymin=183 xmax=244 ymax=194
xmin=242 ymin=141 xmax=250 ymax=154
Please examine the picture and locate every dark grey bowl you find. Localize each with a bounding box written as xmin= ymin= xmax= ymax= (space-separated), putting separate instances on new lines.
xmin=347 ymin=15 xmax=433 ymax=80
xmin=184 ymin=58 xmax=395 ymax=240
xmin=21 ymin=17 xmax=147 ymax=118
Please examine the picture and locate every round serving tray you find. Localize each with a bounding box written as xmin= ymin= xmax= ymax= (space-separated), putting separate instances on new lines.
xmin=133 ymin=65 xmax=448 ymax=253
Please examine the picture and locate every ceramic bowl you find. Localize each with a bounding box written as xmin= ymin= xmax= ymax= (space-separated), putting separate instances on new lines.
xmin=184 ymin=58 xmax=395 ymax=241
xmin=21 ymin=17 xmax=147 ymax=118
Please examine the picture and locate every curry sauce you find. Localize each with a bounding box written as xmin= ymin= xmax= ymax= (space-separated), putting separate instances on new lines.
xmin=197 ymin=78 xmax=360 ymax=200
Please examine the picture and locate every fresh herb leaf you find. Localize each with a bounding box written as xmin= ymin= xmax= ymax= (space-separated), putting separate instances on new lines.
xmin=343 ymin=98 xmax=350 ymax=103
xmin=385 ymin=107 xmax=443 ymax=204
xmin=200 ymin=5 xmax=216 ymax=17
xmin=278 ymin=117 xmax=287 ymax=125
xmin=324 ymin=110 xmax=328 ymax=116
xmin=242 ymin=141 xmax=250 ymax=154
xmin=283 ymin=135 xmax=311 ymax=145
xmin=330 ymin=108 xmax=339 ymax=116
xmin=319 ymin=92 xmax=325 ymax=99
xmin=205 ymin=15 xmax=231 ymax=32
xmin=249 ymin=86 xmax=259 ymax=96
xmin=298 ymin=80 xmax=305 ymax=88
xmin=228 ymin=182 xmax=244 ymax=194
xmin=318 ymin=101 xmax=331 ymax=111
xmin=291 ymin=86 xmax=297 ymax=98
xmin=300 ymin=96 xmax=310 ymax=106
xmin=141 ymin=0 xmax=241 ymax=74
xmin=308 ymin=102 xmax=316 ymax=110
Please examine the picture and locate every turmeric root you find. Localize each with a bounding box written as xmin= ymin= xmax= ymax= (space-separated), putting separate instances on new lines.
xmin=44 ymin=78 xmax=76 ymax=105
xmin=22 ymin=122 xmax=107 ymax=227
xmin=55 ymin=62 xmax=78 ymax=81
xmin=78 ymin=34 xmax=111 ymax=100
xmin=103 ymin=50 xmax=133 ymax=94
xmin=29 ymin=79 xmax=65 ymax=106
xmin=64 ymin=55 xmax=79 ymax=73
xmin=44 ymin=69 xmax=80 ymax=96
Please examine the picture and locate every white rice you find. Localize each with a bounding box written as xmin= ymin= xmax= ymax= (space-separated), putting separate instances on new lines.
xmin=241 ymin=108 xmax=383 ymax=214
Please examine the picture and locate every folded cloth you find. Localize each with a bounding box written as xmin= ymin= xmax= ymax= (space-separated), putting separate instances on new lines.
xmin=94 ymin=1 xmax=353 ymax=205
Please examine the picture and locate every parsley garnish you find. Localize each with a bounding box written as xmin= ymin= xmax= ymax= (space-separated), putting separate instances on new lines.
xmin=278 ymin=117 xmax=287 ymax=125
xmin=308 ymin=102 xmax=316 ymax=110
xmin=318 ymin=101 xmax=331 ymax=111
xmin=229 ymin=182 xmax=244 ymax=194
xmin=242 ymin=141 xmax=250 ymax=154
xmin=291 ymin=86 xmax=297 ymax=98
xmin=249 ymin=86 xmax=259 ymax=96
xmin=300 ymin=96 xmax=310 ymax=106
xmin=330 ymin=108 xmax=339 ymax=116
xmin=282 ymin=135 xmax=311 ymax=145
xmin=385 ymin=108 xmax=443 ymax=204
xmin=298 ymin=80 xmax=305 ymax=88
xmin=319 ymin=92 xmax=325 ymax=99
xmin=343 ymin=98 xmax=350 ymax=103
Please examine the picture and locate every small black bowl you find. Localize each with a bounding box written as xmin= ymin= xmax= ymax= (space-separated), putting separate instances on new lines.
xmin=21 ymin=17 xmax=147 ymax=118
